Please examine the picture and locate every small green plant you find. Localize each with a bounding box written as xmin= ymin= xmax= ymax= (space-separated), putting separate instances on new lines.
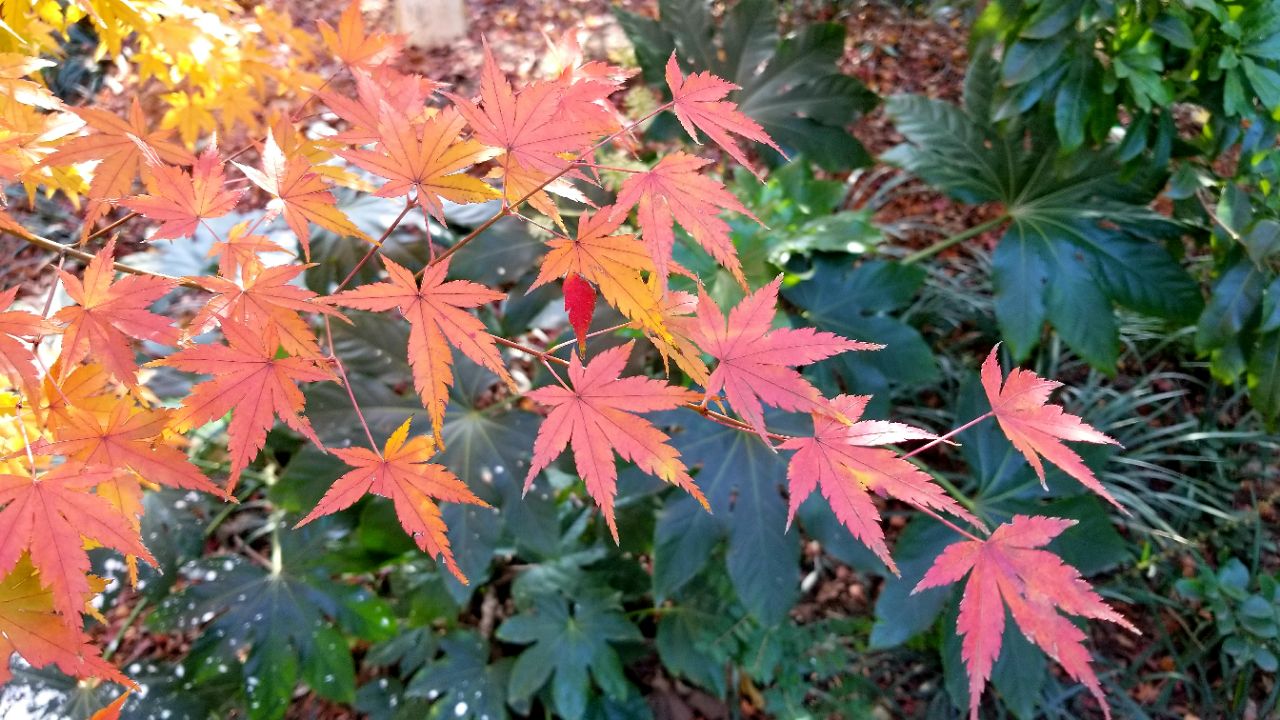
xmin=1177 ymin=558 xmax=1280 ymax=675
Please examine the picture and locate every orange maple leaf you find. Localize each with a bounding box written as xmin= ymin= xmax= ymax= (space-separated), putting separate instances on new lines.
xmin=297 ymin=418 xmax=488 ymax=582
xmin=981 ymin=347 xmax=1125 ymax=511
xmin=0 ymin=285 xmax=55 ymax=397
xmin=612 ymin=151 xmax=758 ymax=286
xmin=690 ymin=277 xmax=880 ymax=441
xmin=235 ymin=131 xmax=371 ymax=259
xmin=38 ymin=98 xmax=195 ymax=227
xmin=447 ymin=44 xmax=599 ymax=213
xmin=120 ymin=143 xmax=242 ymax=240
xmin=190 ymin=262 xmax=344 ymax=358
xmin=335 ymin=107 xmax=500 ymax=226
xmin=326 ymin=256 xmax=514 ymax=442
xmin=0 ymin=464 xmax=156 ymax=623
xmin=0 ymin=555 xmax=131 ymax=687
xmin=207 ymin=220 xmax=288 ymax=279
xmin=647 ymin=287 xmax=710 ymax=386
xmin=530 ymin=208 xmax=668 ymax=341
xmin=780 ymin=395 xmax=980 ymax=574
xmin=54 ymin=240 xmax=179 ymax=386
xmin=665 ymin=55 xmax=784 ymax=179
xmin=317 ymin=0 xmax=402 ymax=69
xmin=152 ymin=320 xmax=336 ymax=493
xmin=524 ymin=341 xmax=708 ymax=541
xmin=321 ymin=68 xmax=440 ymax=146
xmin=41 ymin=403 xmax=225 ymax=498
xmin=914 ymin=515 xmax=1138 ymax=720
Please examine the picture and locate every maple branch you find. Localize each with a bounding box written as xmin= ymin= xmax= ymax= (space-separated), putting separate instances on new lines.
xmin=84 ymin=211 xmax=138 ymax=243
xmin=323 ymin=316 xmax=380 ymax=453
xmin=8 ymin=228 xmax=203 ymax=289
xmin=333 ymin=197 xmax=415 ymax=294
xmin=899 ymin=411 xmax=994 ymax=461
xmin=910 ymin=505 xmax=984 ymax=543
xmin=426 ymin=101 xmax=676 ymax=272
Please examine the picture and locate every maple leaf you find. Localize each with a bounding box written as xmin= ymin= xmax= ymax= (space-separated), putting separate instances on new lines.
xmin=120 ymin=143 xmax=242 ymax=240
xmin=152 ymin=320 xmax=336 ymax=492
xmin=0 ymin=285 xmax=55 ymax=397
xmin=235 ymin=130 xmax=371 ymax=259
xmin=335 ymin=106 xmax=500 ymax=226
xmin=0 ymin=54 xmax=60 ymax=110
xmin=914 ymin=515 xmax=1138 ymax=720
xmin=37 ymin=98 xmax=194 ymax=226
xmin=321 ymin=67 xmax=440 ymax=146
xmin=190 ymin=262 xmax=344 ymax=358
xmin=562 ymin=273 xmax=596 ymax=353
xmin=981 ymin=347 xmax=1125 ymax=511
xmin=665 ymin=55 xmax=784 ymax=179
xmin=54 ymin=240 xmax=179 ymax=386
xmin=317 ymin=0 xmax=402 ymax=69
xmin=41 ymin=403 xmax=225 ymax=498
xmin=780 ymin=395 xmax=980 ymax=574
xmin=324 ymin=256 xmax=514 ymax=442
xmin=690 ymin=277 xmax=880 ymax=441
xmin=447 ymin=44 xmax=599 ymax=214
xmin=612 ymin=151 xmax=757 ymax=286
xmin=208 ymin=220 xmax=287 ymax=279
xmin=90 ymin=691 xmax=131 ymax=720
xmin=0 ymin=555 xmax=130 ymax=687
xmin=530 ymin=208 xmax=669 ymax=341
xmin=0 ymin=464 xmax=156 ymax=623
xmin=647 ymin=287 xmax=710 ymax=386
xmin=523 ymin=341 xmax=707 ymax=541
xmin=297 ymin=418 xmax=488 ymax=582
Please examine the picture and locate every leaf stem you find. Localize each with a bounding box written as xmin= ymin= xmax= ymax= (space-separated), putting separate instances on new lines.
xmin=323 ymin=316 xmax=380 ymax=453
xmin=332 ymin=196 xmax=414 ymax=293
xmin=901 ymin=215 xmax=1007 ymax=265
xmin=900 ymin=411 xmax=994 ymax=461
xmin=545 ymin=322 xmax=631 ymax=354
xmin=102 ymin=596 xmax=149 ymax=662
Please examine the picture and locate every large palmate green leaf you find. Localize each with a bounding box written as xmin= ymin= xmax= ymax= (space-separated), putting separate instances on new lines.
xmin=883 ymin=61 xmax=1202 ymax=369
xmin=616 ymin=0 xmax=877 ymax=170
xmin=149 ymin=524 xmax=395 ymax=720
xmin=497 ymin=590 xmax=643 ymax=720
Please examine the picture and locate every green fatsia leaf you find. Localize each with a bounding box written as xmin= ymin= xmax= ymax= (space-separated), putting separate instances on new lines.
xmin=883 ymin=88 xmax=1201 ymax=368
xmin=783 ymin=257 xmax=938 ymax=394
xmin=150 ymin=525 xmax=395 ymax=719
xmin=497 ymin=591 xmax=642 ymax=720
xmin=655 ymin=413 xmax=799 ymax=625
xmin=405 ymin=631 xmax=512 ymax=720
xmin=617 ymin=0 xmax=876 ymax=170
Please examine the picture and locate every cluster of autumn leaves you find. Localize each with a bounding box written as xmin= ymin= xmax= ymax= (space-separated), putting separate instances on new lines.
xmin=0 ymin=3 xmax=1140 ymax=718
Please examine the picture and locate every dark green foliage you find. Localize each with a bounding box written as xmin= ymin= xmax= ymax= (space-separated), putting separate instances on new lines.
xmin=616 ymin=0 xmax=877 ymax=170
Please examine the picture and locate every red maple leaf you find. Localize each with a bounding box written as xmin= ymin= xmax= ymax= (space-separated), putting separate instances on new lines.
xmin=120 ymin=142 xmax=242 ymax=240
xmin=524 ymin=341 xmax=707 ymax=540
xmin=780 ymin=395 xmax=980 ymax=574
xmin=0 ymin=556 xmax=130 ymax=687
xmin=562 ymin=273 xmax=596 ymax=353
xmin=321 ymin=67 xmax=441 ymax=146
xmin=54 ymin=240 xmax=179 ymax=386
xmin=152 ymin=320 xmax=335 ymax=492
xmin=611 ymin=151 xmax=758 ymax=286
xmin=689 ymin=277 xmax=880 ymax=441
xmin=190 ymin=262 xmax=344 ymax=358
xmin=665 ymin=55 xmax=783 ymax=179
xmin=981 ymin=347 xmax=1124 ymax=511
xmin=325 ymin=256 xmax=514 ymax=443
xmin=0 ymin=286 xmax=54 ymax=397
xmin=297 ymin=418 xmax=488 ymax=582
xmin=0 ymin=464 xmax=155 ymax=623
xmin=914 ymin=515 xmax=1138 ymax=720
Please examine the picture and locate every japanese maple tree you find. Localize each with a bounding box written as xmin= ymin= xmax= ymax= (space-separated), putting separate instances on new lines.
xmin=0 ymin=4 xmax=1141 ymax=717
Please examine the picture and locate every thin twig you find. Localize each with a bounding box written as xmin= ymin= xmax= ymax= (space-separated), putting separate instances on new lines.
xmin=323 ymin=316 xmax=380 ymax=453
xmin=332 ymin=197 xmax=414 ymax=293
